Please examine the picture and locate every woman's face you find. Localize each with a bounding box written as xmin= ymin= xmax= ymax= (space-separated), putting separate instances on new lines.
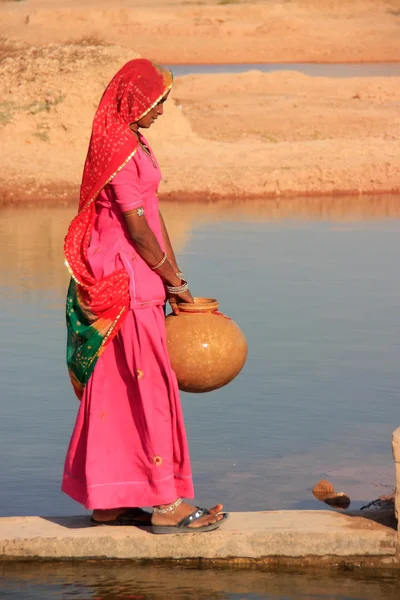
xmin=136 ymin=93 xmax=169 ymax=129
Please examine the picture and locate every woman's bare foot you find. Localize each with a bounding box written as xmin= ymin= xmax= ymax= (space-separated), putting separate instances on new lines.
xmin=92 ymin=507 xmax=151 ymax=524
xmin=151 ymin=501 xmax=224 ymax=528
xmin=92 ymin=508 xmax=125 ymax=522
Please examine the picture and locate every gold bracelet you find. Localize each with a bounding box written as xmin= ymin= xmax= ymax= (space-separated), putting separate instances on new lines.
xmin=151 ymin=253 xmax=167 ymax=270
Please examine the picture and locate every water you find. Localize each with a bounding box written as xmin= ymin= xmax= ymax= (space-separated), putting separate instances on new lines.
xmin=0 ymin=195 xmax=399 ymax=519
xmin=1 ymin=196 xmax=400 ymax=598
xmin=0 ymin=563 xmax=399 ymax=600
xmin=168 ymin=63 xmax=400 ymax=78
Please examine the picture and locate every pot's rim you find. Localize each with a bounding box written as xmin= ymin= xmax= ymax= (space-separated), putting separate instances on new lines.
xmin=177 ymin=297 xmax=219 ymax=313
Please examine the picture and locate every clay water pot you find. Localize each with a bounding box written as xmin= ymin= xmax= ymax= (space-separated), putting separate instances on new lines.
xmin=165 ymin=297 xmax=248 ymax=393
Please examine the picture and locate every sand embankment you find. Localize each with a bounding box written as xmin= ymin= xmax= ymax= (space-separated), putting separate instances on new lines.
xmin=0 ymin=0 xmax=399 ymax=203
xmin=1 ymin=0 xmax=400 ymax=64
xmin=1 ymin=42 xmax=399 ymax=204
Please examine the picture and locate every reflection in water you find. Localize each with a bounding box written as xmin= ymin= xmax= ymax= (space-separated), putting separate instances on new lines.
xmin=1 ymin=194 xmax=400 ymax=297
xmin=1 ymin=562 xmax=400 ymax=600
xmin=0 ymin=194 xmax=400 ymax=518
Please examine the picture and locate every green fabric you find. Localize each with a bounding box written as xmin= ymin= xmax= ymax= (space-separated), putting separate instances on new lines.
xmin=66 ymin=279 xmax=104 ymax=396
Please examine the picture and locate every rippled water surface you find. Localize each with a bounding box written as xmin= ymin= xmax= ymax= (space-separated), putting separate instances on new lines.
xmin=0 ymin=195 xmax=399 ymax=520
xmin=1 ymin=563 xmax=400 ymax=600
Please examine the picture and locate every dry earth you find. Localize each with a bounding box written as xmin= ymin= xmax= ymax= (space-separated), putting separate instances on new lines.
xmin=0 ymin=0 xmax=400 ymax=203
xmin=1 ymin=0 xmax=400 ymax=63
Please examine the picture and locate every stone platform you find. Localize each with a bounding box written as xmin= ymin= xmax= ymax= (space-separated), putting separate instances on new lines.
xmin=0 ymin=509 xmax=397 ymax=566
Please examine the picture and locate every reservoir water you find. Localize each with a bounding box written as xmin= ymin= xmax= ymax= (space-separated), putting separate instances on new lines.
xmin=0 ymin=195 xmax=399 ymax=598
xmin=169 ymin=63 xmax=400 ymax=78
xmin=1 ymin=562 xmax=399 ymax=600
xmin=0 ymin=194 xmax=399 ymax=517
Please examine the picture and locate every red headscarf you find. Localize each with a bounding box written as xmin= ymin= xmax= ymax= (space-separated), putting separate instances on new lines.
xmin=64 ymin=59 xmax=173 ymax=336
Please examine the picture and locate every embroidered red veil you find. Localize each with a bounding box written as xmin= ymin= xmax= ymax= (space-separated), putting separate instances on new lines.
xmin=64 ymin=59 xmax=173 ymax=397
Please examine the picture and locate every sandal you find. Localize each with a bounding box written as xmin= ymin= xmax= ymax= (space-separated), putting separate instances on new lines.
xmin=90 ymin=507 xmax=152 ymax=526
xmin=152 ymin=507 xmax=228 ymax=534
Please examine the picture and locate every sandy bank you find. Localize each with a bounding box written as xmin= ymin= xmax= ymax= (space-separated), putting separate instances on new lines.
xmin=1 ymin=0 xmax=400 ymax=64
xmin=1 ymin=40 xmax=399 ymax=205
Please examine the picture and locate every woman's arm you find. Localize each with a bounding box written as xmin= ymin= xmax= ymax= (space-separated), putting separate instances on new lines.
xmin=124 ymin=210 xmax=193 ymax=313
xmin=110 ymin=156 xmax=193 ymax=312
xmin=124 ymin=210 xmax=180 ymax=285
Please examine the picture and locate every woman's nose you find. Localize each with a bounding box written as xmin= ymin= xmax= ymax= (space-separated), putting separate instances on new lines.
xmin=156 ymin=103 xmax=164 ymax=116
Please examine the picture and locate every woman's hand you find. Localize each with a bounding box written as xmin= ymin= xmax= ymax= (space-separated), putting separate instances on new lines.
xmin=168 ymin=289 xmax=194 ymax=315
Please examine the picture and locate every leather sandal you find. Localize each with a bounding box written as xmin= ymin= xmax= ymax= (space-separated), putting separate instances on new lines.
xmin=151 ymin=507 xmax=228 ymax=534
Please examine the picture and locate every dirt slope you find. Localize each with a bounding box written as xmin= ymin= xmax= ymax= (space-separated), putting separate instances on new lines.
xmin=1 ymin=1 xmax=399 ymax=203
xmin=1 ymin=0 xmax=400 ymax=64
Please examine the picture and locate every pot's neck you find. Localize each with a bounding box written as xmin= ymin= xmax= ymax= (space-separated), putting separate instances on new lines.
xmin=178 ymin=298 xmax=219 ymax=313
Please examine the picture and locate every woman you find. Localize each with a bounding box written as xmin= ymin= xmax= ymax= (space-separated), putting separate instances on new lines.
xmin=62 ymin=59 xmax=225 ymax=533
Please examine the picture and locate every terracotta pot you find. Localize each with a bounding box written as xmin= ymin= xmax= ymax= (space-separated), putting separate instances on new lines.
xmin=165 ymin=297 xmax=248 ymax=393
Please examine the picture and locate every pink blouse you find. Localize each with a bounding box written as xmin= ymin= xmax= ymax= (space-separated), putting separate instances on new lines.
xmin=87 ymin=138 xmax=166 ymax=308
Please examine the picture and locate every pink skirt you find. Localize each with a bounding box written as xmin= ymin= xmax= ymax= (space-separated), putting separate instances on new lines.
xmin=62 ymin=305 xmax=194 ymax=509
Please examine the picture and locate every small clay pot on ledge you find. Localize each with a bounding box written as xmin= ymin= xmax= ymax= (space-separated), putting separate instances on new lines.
xmin=165 ymin=297 xmax=248 ymax=393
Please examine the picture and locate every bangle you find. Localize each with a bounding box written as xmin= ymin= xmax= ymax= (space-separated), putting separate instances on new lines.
xmin=166 ymin=280 xmax=188 ymax=294
xmin=123 ymin=207 xmax=145 ymax=218
xmin=151 ymin=253 xmax=167 ymax=270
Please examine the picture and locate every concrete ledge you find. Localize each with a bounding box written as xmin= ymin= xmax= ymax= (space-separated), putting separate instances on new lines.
xmin=393 ymin=427 xmax=400 ymax=522
xmin=0 ymin=511 xmax=397 ymax=566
